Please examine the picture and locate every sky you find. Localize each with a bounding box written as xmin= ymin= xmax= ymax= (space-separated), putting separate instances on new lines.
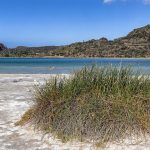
xmin=0 ymin=0 xmax=150 ymax=48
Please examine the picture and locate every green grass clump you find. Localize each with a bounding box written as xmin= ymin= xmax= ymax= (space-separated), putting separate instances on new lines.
xmin=18 ymin=66 xmax=150 ymax=145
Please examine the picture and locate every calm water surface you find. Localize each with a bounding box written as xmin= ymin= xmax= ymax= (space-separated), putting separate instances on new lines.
xmin=0 ymin=58 xmax=150 ymax=74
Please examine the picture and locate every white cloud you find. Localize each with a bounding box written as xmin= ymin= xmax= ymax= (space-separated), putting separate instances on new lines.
xmin=103 ymin=0 xmax=150 ymax=4
xmin=103 ymin=0 xmax=114 ymax=3
xmin=144 ymin=0 xmax=150 ymax=4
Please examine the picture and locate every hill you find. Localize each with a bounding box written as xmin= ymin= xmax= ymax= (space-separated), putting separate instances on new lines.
xmin=54 ymin=25 xmax=150 ymax=57
xmin=0 ymin=25 xmax=150 ymax=57
xmin=0 ymin=46 xmax=59 ymax=57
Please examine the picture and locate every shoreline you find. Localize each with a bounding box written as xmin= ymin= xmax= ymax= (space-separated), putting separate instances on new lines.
xmin=0 ymin=57 xmax=150 ymax=59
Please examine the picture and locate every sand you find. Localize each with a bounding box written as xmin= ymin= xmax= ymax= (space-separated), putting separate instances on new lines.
xmin=0 ymin=74 xmax=149 ymax=150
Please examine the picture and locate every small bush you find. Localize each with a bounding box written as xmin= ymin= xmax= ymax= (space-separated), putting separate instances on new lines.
xmin=18 ymin=66 xmax=150 ymax=145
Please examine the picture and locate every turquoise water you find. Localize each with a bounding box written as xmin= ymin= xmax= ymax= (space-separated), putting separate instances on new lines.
xmin=0 ymin=58 xmax=150 ymax=74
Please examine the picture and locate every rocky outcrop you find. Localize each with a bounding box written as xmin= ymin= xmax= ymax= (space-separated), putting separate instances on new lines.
xmin=0 ymin=43 xmax=7 ymax=51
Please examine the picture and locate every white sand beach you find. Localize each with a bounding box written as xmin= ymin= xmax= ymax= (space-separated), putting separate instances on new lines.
xmin=0 ymin=74 xmax=150 ymax=150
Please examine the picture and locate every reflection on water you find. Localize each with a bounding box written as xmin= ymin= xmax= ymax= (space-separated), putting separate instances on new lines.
xmin=0 ymin=58 xmax=150 ymax=74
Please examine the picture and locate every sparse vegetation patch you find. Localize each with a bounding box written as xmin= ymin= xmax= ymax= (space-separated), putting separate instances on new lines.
xmin=17 ymin=66 xmax=150 ymax=146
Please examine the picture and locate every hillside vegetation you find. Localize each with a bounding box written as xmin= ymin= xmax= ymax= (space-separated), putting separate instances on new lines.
xmin=1 ymin=25 xmax=150 ymax=57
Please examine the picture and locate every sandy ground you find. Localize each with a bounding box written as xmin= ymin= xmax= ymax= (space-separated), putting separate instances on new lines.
xmin=0 ymin=74 xmax=150 ymax=150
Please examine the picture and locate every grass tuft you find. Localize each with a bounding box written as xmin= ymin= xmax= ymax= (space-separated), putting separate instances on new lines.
xmin=17 ymin=66 xmax=150 ymax=145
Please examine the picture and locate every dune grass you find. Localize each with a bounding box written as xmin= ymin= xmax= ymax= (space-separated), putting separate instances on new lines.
xmin=16 ymin=66 xmax=150 ymax=146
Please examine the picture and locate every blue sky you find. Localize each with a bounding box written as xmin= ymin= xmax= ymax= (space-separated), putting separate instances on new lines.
xmin=0 ymin=0 xmax=150 ymax=48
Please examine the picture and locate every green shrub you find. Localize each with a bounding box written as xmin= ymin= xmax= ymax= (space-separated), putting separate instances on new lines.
xmin=17 ymin=66 xmax=150 ymax=145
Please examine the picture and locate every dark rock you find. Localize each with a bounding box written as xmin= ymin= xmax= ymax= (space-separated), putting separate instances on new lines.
xmin=0 ymin=43 xmax=7 ymax=51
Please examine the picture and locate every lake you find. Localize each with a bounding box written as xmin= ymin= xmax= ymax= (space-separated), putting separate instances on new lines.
xmin=0 ymin=58 xmax=150 ymax=74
